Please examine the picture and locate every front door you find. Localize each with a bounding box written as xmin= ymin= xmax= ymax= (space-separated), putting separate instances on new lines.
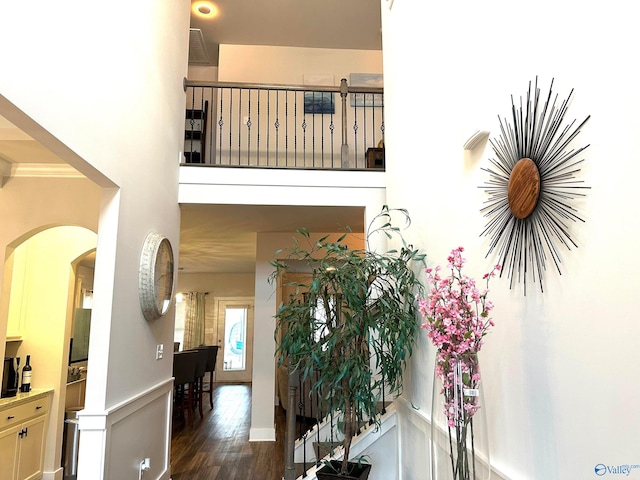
xmin=215 ymin=298 xmax=254 ymax=383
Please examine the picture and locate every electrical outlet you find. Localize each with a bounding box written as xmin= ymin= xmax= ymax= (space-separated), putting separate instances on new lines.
xmin=156 ymin=344 xmax=163 ymax=360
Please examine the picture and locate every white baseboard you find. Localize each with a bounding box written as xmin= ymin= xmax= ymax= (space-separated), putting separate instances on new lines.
xmin=249 ymin=426 xmax=276 ymax=441
xmin=42 ymin=467 xmax=63 ymax=480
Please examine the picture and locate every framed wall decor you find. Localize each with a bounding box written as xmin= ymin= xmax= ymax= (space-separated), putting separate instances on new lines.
xmin=349 ymin=73 xmax=384 ymax=107
xmin=479 ymin=77 xmax=590 ymax=294
xmin=303 ymin=74 xmax=335 ymax=115
xmin=303 ymin=92 xmax=335 ymax=114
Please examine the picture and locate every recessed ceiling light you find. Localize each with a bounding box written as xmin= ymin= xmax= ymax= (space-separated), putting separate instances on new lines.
xmin=193 ymin=1 xmax=219 ymax=18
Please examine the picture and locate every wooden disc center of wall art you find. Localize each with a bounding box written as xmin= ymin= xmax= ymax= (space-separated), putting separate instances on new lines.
xmin=508 ymin=158 xmax=540 ymax=219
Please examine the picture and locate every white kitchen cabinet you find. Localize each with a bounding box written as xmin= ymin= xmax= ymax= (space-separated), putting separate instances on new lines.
xmin=0 ymin=393 xmax=50 ymax=480
xmin=0 ymin=423 xmax=20 ymax=480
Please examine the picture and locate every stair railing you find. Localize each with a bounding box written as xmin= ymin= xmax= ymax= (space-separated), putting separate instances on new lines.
xmin=283 ymin=364 xmax=387 ymax=479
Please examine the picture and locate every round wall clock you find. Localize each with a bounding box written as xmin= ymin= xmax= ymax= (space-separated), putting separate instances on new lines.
xmin=480 ymin=77 xmax=590 ymax=294
xmin=139 ymin=232 xmax=175 ymax=321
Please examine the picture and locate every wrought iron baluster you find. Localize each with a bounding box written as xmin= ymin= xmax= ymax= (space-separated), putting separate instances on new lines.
xmin=329 ymin=109 xmax=335 ymax=168
xmin=320 ymin=99 xmax=325 ymax=168
xmin=257 ymin=90 xmax=261 ymax=166
xmin=285 ymin=91 xmax=289 ymax=167
xmin=311 ymin=92 xmax=316 ymax=167
xmin=237 ymin=89 xmax=242 ymax=165
xmin=340 ymin=78 xmax=349 ymax=168
xmin=363 ymin=97 xmax=368 ymax=169
xmin=187 ymin=87 xmax=195 ymax=163
xmin=294 ymin=93 xmax=298 ymax=167
xmin=246 ymin=88 xmax=251 ymax=165
xmin=228 ymin=88 xmax=233 ymax=165
xmin=353 ymin=104 xmax=359 ymax=169
xmin=218 ymin=87 xmax=224 ymax=165
xmin=275 ymin=90 xmax=280 ymax=166
xmin=205 ymin=87 xmax=212 ymax=164
xmin=302 ymin=94 xmax=307 ymax=167
xmin=266 ymin=89 xmax=271 ymax=166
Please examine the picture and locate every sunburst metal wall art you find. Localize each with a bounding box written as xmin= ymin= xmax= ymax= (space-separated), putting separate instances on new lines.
xmin=479 ymin=77 xmax=590 ymax=294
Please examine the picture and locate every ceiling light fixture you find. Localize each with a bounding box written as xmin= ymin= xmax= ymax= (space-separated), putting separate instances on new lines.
xmin=192 ymin=1 xmax=219 ymax=19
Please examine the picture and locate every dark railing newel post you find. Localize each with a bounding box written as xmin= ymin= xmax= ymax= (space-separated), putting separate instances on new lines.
xmin=284 ymin=359 xmax=299 ymax=480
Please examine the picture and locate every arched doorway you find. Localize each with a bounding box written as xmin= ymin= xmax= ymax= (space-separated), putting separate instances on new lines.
xmin=1 ymin=225 xmax=97 ymax=476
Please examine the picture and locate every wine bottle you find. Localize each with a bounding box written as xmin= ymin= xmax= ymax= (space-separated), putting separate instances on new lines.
xmin=21 ymin=355 xmax=32 ymax=393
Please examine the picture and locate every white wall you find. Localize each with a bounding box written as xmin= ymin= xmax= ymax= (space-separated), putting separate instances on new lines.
xmin=188 ymin=65 xmax=219 ymax=82
xmin=0 ymin=1 xmax=190 ymax=478
xmin=382 ymin=1 xmax=640 ymax=479
xmin=218 ymin=45 xmax=383 ymax=85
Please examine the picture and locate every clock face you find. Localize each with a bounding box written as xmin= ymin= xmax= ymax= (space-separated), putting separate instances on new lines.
xmin=139 ymin=233 xmax=175 ymax=321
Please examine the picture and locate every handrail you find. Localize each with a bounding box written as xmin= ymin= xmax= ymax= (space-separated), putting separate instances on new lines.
xmin=184 ymin=79 xmax=383 ymax=95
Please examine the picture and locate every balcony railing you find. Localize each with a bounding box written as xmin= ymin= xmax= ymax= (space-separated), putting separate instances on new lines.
xmin=183 ymin=78 xmax=385 ymax=170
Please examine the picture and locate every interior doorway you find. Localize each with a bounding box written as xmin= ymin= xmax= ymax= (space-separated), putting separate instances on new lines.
xmin=214 ymin=297 xmax=254 ymax=383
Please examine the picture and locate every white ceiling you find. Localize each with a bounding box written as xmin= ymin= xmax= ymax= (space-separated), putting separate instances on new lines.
xmin=190 ymin=0 xmax=383 ymax=65
xmin=0 ymin=1 xmax=379 ymax=274
xmin=179 ymin=204 xmax=364 ymax=274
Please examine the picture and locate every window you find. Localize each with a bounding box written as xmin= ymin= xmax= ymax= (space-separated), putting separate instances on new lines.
xmin=174 ymin=293 xmax=186 ymax=351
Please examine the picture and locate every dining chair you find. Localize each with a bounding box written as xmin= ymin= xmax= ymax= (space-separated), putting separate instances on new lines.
xmin=191 ymin=347 xmax=210 ymax=419
xmin=172 ymin=350 xmax=198 ymax=427
xmin=196 ymin=345 xmax=219 ymax=409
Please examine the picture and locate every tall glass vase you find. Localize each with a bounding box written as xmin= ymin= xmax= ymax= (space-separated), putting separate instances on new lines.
xmin=430 ymin=351 xmax=491 ymax=480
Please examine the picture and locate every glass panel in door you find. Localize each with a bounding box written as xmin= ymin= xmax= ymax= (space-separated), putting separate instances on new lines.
xmin=216 ymin=301 xmax=253 ymax=383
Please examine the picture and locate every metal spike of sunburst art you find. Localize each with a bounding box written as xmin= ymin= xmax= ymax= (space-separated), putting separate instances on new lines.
xmin=479 ymin=77 xmax=591 ymax=295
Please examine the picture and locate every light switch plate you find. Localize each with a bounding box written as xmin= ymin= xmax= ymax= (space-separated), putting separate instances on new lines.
xmin=156 ymin=344 xmax=163 ymax=360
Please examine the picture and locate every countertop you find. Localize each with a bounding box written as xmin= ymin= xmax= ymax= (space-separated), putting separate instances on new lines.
xmin=0 ymin=388 xmax=53 ymax=410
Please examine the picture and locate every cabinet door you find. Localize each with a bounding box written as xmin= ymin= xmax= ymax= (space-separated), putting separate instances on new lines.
xmin=0 ymin=424 xmax=20 ymax=480
xmin=16 ymin=416 xmax=46 ymax=480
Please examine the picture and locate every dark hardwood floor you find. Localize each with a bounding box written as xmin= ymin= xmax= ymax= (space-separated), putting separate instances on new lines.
xmin=170 ymin=383 xmax=286 ymax=480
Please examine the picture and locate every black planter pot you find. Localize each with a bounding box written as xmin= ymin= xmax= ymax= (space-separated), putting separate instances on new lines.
xmin=316 ymin=460 xmax=372 ymax=480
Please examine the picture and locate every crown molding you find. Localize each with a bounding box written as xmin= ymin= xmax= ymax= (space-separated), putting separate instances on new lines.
xmin=0 ymin=158 xmax=10 ymax=188
xmin=10 ymin=162 xmax=83 ymax=178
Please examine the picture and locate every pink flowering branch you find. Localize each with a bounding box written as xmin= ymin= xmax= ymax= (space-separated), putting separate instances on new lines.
xmin=418 ymin=247 xmax=499 ymax=359
xmin=418 ymin=247 xmax=499 ymax=479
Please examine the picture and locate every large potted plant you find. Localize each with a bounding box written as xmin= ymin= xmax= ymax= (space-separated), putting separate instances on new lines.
xmin=271 ymin=207 xmax=425 ymax=478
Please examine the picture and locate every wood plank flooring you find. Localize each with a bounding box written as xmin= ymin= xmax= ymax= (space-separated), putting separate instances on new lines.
xmin=170 ymin=383 xmax=286 ymax=480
